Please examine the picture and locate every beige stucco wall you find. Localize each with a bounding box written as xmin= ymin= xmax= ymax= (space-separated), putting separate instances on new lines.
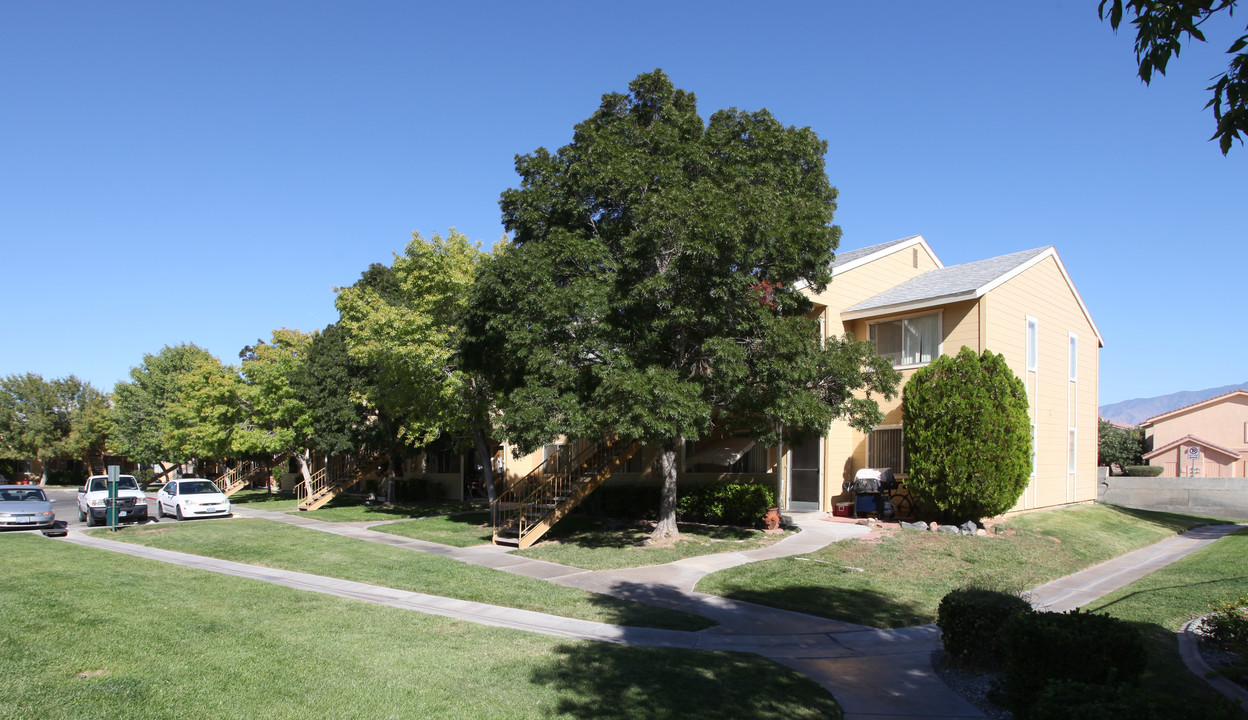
xmin=982 ymin=255 xmax=1100 ymax=510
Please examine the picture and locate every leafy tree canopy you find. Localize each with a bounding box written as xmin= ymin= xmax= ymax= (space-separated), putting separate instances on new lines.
xmin=466 ymin=70 xmax=899 ymax=537
xmin=0 ymin=373 xmax=110 ymax=480
xmin=109 ymin=343 xmax=216 ymax=465
xmin=336 ymin=230 xmax=490 ymax=450
xmin=289 ymin=323 xmax=373 ymax=456
xmin=235 ymin=328 xmax=316 ymax=457
xmin=902 ymin=347 xmax=1032 ymax=523
xmin=1101 ymin=0 xmax=1247 ymax=153
xmin=1097 ymin=417 xmax=1145 ymax=468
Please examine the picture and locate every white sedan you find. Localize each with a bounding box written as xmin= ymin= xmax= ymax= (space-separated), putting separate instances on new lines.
xmin=156 ymin=479 xmax=231 ymax=521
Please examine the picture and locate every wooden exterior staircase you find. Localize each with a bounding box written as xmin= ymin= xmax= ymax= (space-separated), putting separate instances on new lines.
xmin=492 ymin=437 xmax=639 ymax=549
xmin=215 ymin=458 xmax=284 ymax=497
xmin=296 ymin=452 xmax=388 ymax=511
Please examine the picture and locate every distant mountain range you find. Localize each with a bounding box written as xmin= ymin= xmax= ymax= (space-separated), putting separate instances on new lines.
xmin=1099 ymin=381 xmax=1248 ymax=426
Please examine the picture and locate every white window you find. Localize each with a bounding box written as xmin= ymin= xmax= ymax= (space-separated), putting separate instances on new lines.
xmin=1026 ymin=316 xmax=1039 ymax=372
xmin=1068 ymin=429 xmax=1077 ymax=473
xmin=1068 ymin=333 xmax=1078 ymax=381
xmin=868 ymin=427 xmax=905 ymax=474
xmin=869 ymin=313 xmax=940 ymax=367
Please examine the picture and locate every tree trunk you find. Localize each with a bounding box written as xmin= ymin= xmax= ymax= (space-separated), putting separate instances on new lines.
xmin=296 ymin=451 xmax=313 ymax=498
xmin=472 ymin=425 xmax=499 ymax=527
xmin=651 ymin=437 xmax=681 ymax=541
xmin=38 ymin=462 xmax=48 ymax=487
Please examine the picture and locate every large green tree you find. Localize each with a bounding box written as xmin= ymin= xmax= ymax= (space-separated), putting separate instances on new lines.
xmin=336 ymin=230 xmax=500 ymax=500
xmin=1100 ymin=0 xmax=1247 ymax=154
xmin=236 ymin=328 xmax=318 ymax=492
xmin=0 ymin=373 xmax=110 ymax=483
xmin=465 ymin=70 xmax=899 ymax=540
xmin=901 ymin=347 xmax=1032 ymax=523
xmin=109 ymin=344 xmax=219 ymax=469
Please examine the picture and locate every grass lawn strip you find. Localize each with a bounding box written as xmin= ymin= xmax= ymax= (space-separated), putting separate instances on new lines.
xmin=0 ymin=534 xmax=841 ymax=720
xmin=1083 ymin=527 xmax=1248 ymax=707
xmin=696 ymin=505 xmax=1227 ymax=628
xmin=229 ymin=488 xmax=483 ymax=522
xmin=95 ymin=518 xmax=712 ymax=631
xmin=376 ymin=512 xmax=793 ymax=569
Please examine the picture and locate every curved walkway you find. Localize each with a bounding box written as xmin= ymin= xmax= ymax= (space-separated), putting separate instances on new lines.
xmin=55 ymin=511 xmax=1246 ymax=720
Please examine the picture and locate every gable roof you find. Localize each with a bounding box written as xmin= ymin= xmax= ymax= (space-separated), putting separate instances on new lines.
xmin=1143 ymin=434 xmax=1241 ymax=461
xmin=841 ymin=245 xmax=1105 ymax=347
xmin=1139 ymin=389 xmax=1248 ymax=428
xmin=831 ymin=235 xmax=940 ymax=276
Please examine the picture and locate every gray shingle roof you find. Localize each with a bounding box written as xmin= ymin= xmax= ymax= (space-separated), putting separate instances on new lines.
xmin=846 ymin=246 xmax=1052 ymax=313
xmin=832 ymin=236 xmax=921 ymax=269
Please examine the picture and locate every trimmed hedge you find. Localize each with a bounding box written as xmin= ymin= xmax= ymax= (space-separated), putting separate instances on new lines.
xmin=676 ymin=482 xmax=777 ymax=527
xmin=575 ymin=482 xmax=777 ymax=527
xmin=1001 ymin=609 xmax=1147 ymax=714
xmin=1123 ymin=465 xmax=1165 ymax=477
xmin=391 ymin=477 xmax=446 ymax=503
xmin=937 ymin=587 xmax=1032 ymax=667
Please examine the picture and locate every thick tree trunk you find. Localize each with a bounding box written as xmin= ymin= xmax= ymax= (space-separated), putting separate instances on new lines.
xmin=472 ymin=425 xmax=499 ymax=527
xmin=296 ymin=451 xmax=313 ymax=498
xmin=651 ymin=437 xmax=681 ymax=541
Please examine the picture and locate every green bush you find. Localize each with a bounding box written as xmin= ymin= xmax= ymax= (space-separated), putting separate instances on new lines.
xmin=1202 ymin=599 xmax=1248 ymax=655
xmin=676 ymin=482 xmax=777 ymax=526
xmin=392 ymin=477 xmax=445 ymax=503
xmin=902 ymin=347 xmax=1032 ymax=524
xmin=44 ymin=468 xmax=83 ymax=486
xmin=1123 ymin=465 xmax=1165 ymax=477
xmin=1000 ymin=609 xmax=1148 ymax=712
xmin=937 ymin=587 xmax=1032 ymax=667
xmin=1027 ymin=681 xmax=1199 ymax=720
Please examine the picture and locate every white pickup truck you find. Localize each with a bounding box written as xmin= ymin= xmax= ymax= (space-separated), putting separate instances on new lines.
xmin=77 ymin=474 xmax=150 ymax=526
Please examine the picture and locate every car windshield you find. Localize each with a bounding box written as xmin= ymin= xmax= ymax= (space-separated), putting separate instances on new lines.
xmin=88 ymin=477 xmax=140 ymax=492
xmin=1 ymin=488 xmax=46 ymax=502
xmin=181 ymin=481 xmax=220 ymax=494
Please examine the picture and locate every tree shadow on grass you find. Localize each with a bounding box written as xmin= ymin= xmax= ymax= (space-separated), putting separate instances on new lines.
xmin=706 ymin=582 xmax=933 ymax=629
xmin=529 ymin=642 xmax=843 ymax=720
xmin=1101 ymin=504 xmax=1237 ymax=532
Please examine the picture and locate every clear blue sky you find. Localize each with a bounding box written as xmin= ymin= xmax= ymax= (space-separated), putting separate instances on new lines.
xmin=1 ymin=1 xmax=1243 ymax=406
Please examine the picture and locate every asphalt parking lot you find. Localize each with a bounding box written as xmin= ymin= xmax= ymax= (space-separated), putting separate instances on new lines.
xmin=38 ymin=486 xmax=158 ymax=532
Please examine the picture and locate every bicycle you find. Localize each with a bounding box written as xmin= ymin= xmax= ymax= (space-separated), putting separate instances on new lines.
xmin=882 ymin=487 xmax=916 ymax=521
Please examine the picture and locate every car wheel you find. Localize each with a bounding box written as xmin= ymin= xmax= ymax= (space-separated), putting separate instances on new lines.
xmin=85 ymin=512 xmax=97 ymax=527
xmin=175 ymin=505 xmax=184 ymax=521
xmin=78 ymin=508 xmax=86 ymax=522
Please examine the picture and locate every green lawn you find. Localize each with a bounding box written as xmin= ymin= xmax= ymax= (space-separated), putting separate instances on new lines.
xmin=516 ymin=516 xmax=795 ymax=570
xmin=229 ymin=488 xmax=485 ymax=522
xmin=0 ymin=534 xmax=842 ymax=720
xmin=696 ymin=504 xmax=1227 ymax=628
xmin=1084 ymin=527 xmax=1248 ymax=710
xmin=95 ymin=518 xmax=711 ymax=631
xmin=374 ymin=511 xmax=494 ymax=546
xmin=373 ymin=513 xmax=794 ymax=569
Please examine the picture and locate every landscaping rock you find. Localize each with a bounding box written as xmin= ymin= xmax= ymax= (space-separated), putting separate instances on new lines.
xmin=929 ymin=522 xmax=940 ymax=531
xmin=960 ymin=521 xmax=978 ymax=534
xmin=938 ymin=524 xmax=961 ymax=534
xmin=900 ymin=521 xmax=928 ymax=531
xmin=976 ymin=528 xmax=987 ymax=537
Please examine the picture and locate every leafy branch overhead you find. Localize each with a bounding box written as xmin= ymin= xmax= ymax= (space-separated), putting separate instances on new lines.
xmin=1100 ymin=0 xmax=1247 ymax=154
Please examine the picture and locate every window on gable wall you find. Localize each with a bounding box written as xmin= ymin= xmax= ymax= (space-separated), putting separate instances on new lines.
xmin=869 ymin=313 xmax=939 ymax=367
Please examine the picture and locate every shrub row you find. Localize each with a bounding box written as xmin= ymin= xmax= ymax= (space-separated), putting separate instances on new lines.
xmin=676 ymin=482 xmax=777 ymax=526
xmin=1123 ymin=465 xmax=1165 ymax=477
xmin=575 ymin=482 xmax=776 ymax=527
xmin=391 ymin=477 xmax=446 ymax=503
xmin=938 ymin=589 xmax=1149 ymax=719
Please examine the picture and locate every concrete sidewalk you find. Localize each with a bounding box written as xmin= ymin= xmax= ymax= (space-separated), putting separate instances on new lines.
xmin=56 ymin=509 xmax=1247 ymax=719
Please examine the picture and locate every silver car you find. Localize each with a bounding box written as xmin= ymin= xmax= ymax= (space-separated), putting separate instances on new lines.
xmin=0 ymin=485 xmax=56 ymax=529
